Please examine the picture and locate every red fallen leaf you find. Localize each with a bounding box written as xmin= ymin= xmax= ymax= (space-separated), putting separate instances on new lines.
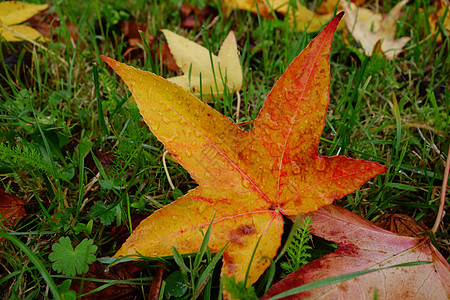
xmin=180 ymin=3 xmax=217 ymax=28
xmin=0 ymin=189 xmax=26 ymax=248
xmin=85 ymin=150 xmax=116 ymax=176
xmin=148 ymin=264 xmax=167 ymax=300
xmin=29 ymin=11 xmax=78 ymax=41
xmin=0 ymin=189 xmax=26 ymax=228
xmin=160 ymin=42 xmax=179 ymax=71
xmin=119 ymin=18 xmax=154 ymax=61
xmin=70 ymin=261 xmax=140 ymax=299
xmin=264 ymin=205 xmax=450 ymax=299
xmin=101 ymin=12 xmax=386 ymax=294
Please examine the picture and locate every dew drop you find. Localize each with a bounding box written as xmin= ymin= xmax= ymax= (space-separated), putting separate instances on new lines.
xmin=193 ymin=130 xmax=202 ymax=138
xmin=162 ymin=115 xmax=171 ymax=124
xmin=241 ymin=179 xmax=250 ymax=188
xmin=263 ymin=113 xmax=279 ymax=130
xmin=314 ymin=156 xmax=326 ymax=171
xmin=284 ymin=88 xmax=297 ymax=102
xmin=185 ymin=149 xmax=192 ymax=158
xmin=291 ymin=161 xmax=301 ymax=174
xmin=192 ymin=140 xmax=197 ymax=146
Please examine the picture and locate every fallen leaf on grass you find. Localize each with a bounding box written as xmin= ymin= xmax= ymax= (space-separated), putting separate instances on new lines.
xmin=180 ymin=3 xmax=217 ymax=29
xmin=263 ymin=205 xmax=450 ymax=299
xmin=0 ymin=1 xmax=48 ymax=42
xmin=316 ymin=0 xmax=365 ymax=15
xmin=375 ymin=213 xmax=429 ymax=238
xmin=163 ymin=29 xmax=242 ymax=100
xmin=119 ymin=18 xmax=155 ymax=61
xmin=274 ymin=1 xmax=345 ymax=32
xmin=428 ymin=0 xmax=450 ymax=43
xmin=222 ymin=0 xmax=344 ymax=32
xmin=0 ymin=188 xmax=26 ymax=228
xmin=101 ymin=13 xmax=386 ymax=295
xmin=341 ymin=0 xmax=410 ymax=60
xmin=70 ymin=261 xmax=141 ymax=300
xmin=160 ymin=42 xmax=179 ymax=71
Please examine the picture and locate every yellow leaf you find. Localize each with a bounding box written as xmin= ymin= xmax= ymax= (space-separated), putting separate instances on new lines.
xmin=275 ymin=0 xmax=345 ymax=32
xmin=428 ymin=0 xmax=450 ymax=43
xmin=341 ymin=0 xmax=410 ymax=60
xmin=0 ymin=24 xmax=46 ymax=42
xmin=164 ymin=30 xmax=242 ymax=100
xmin=0 ymin=1 xmax=48 ymax=42
xmin=222 ymin=0 xmax=344 ymax=32
xmin=0 ymin=1 xmax=48 ymax=26
xmin=222 ymin=0 xmax=272 ymax=16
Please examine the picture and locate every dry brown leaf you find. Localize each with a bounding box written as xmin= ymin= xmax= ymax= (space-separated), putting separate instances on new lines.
xmin=180 ymin=3 xmax=217 ymax=28
xmin=375 ymin=213 xmax=430 ymax=238
xmin=70 ymin=261 xmax=140 ymax=299
xmin=341 ymin=0 xmax=410 ymax=60
xmin=0 ymin=189 xmax=26 ymax=228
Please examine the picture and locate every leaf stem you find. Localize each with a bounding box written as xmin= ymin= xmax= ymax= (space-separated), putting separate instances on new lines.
xmin=235 ymin=90 xmax=241 ymax=123
xmin=162 ymin=150 xmax=175 ymax=190
xmin=431 ymin=143 xmax=450 ymax=233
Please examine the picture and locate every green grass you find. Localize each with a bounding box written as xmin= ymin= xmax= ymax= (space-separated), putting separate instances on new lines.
xmin=0 ymin=0 xmax=449 ymax=298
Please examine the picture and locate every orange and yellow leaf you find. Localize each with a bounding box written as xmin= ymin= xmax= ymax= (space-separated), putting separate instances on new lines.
xmin=101 ymin=12 xmax=386 ymax=293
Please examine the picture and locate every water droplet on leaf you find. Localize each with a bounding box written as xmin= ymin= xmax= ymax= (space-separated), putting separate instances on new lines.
xmin=291 ymin=161 xmax=301 ymax=174
xmin=314 ymin=156 xmax=326 ymax=171
xmin=241 ymin=179 xmax=250 ymax=188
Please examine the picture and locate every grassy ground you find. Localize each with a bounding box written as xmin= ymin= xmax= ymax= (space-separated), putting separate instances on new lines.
xmin=0 ymin=0 xmax=449 ymax=298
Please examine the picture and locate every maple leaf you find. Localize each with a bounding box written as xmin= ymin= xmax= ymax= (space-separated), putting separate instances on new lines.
xmin=341 ymin=0 xmax=410 ymax=60
xmin=163 ymin=30 xmax=242 ymax=100
xmin=101 ymin=13 xmax=386 ymax=293
xmin=263 ymin=205 xmax=450 ymax=299
xmin=0 ymin=1 xmax=48 ymax=42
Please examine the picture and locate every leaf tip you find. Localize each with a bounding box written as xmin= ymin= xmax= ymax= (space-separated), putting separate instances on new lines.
xmin=328 ymin=11 xmax=345 ymax=32
xmin=100 ymin=55 xmax=117 ymax=69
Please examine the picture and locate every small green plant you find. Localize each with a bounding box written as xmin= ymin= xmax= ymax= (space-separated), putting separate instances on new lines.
xmin=0 ymin=142 xmax=52 ymax=174
xmin=48 ymin=237 xmax=97 ymax=276
xmin=222 ymin=276 xmax=259 ymax=300
xmin=280 ymin=216 xmax=312 ymax=277
xmin=89 ymin=201 xmax=118 ymax=226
